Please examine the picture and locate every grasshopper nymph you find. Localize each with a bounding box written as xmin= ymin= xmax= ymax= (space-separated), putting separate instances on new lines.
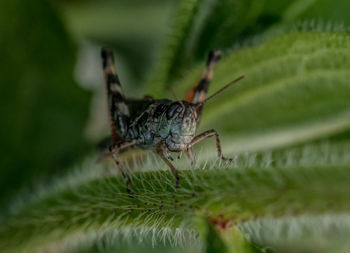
xmin=101 ymin=48 xmax=243 ymax=193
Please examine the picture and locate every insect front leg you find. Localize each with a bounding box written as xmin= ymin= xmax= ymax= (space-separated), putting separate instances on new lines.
xmin=156 ymin=141 xmax=180 ymax=188
xmin=109 ymin=140 xmax=137 ymax=194
xmin=189 ymin=129 xmax=232 ymax=162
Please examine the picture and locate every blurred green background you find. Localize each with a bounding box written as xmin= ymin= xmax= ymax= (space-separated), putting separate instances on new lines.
xmin=1 ymin=0 xmax=350 ymax=216
xmin=2 ymin=0 xmax=350 ymax=252
xmin=2 ymin=0 xmax=350 ymax=206
xmin=0 ymin=0 xmax=176 ymax=208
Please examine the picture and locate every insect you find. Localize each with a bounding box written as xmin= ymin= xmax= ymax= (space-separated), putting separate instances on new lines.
xmin=101 ymin=48 xmax=244 ymax=193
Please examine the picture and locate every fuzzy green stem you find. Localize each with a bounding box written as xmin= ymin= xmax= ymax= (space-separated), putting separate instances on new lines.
xmin=1 ymin=164 xmax=350 ymax=252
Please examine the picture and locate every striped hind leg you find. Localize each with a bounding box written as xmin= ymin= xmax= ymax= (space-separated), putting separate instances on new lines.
xmin=101 ymin=48 xmax=130 ymax=139
xmin=101 ymin=48 xmax=133 ymax=194
xmin=185 ymin=50 xmax=222 ymax=118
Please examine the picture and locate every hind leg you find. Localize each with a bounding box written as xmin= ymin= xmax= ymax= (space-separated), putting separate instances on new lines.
xmin=101 ymin=48 xmax=136 ymax=193
xmin=185 ymin=50 xmax=222 ymax=119
xmin=101 ymin=48 xmax=131 ymax=139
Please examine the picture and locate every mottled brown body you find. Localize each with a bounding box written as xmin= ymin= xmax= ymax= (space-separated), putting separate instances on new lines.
xmin=101 ymin=48 xmax=243 ymax=193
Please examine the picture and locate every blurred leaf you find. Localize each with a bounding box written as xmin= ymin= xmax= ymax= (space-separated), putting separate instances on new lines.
xmin=0 ymin=0 xmax=91 ymax=207
xmin=2 ymin=23 xmax=350 ymax=253
xmin=59 ymin=0 xmax=175 ymax=89
xmin=282 ymin=0 xmax=350 ymax=24
xmin=196 ymin=217 xmax=260 ymax=253
xmin=65 ymin=231 xmax=200 ymax=253
xmin=240 ymin=216 xmax=350 ymax=253
xmin=174 ymin=30 xmax=350 ymax=153
xmin=146 ymin=0 xmax=350 ymax=97
xmin=146 ymin=0 xmax=205 ymax=96
xmin=60 ymin=0 xmax=174 ymax=41
xmin=196 ymin=217 xmax=228 ymax=253
xmin=146 ymin=0 xmax=294 ymax=95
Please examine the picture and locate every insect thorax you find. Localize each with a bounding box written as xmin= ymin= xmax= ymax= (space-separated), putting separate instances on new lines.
xmin=127 ymin=99 xmax=198 ymax=150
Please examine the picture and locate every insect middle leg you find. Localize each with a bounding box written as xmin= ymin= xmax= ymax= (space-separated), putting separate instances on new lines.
xmin=189 ymin=129 xmax=232 ymax=162
xmin=109 ymin=140 xmax=137 ymax=194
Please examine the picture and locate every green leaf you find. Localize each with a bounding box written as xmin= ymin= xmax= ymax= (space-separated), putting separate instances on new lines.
xmin=146 ymin=0 xmax=295 ymax=95
xmin=146 ymin=0 xmax=205 ymax=97
xmin=282 ymin=0 xmax=350 ymax=24
xmin=196 ymin=217 xmax=228 ymax=253
xmin=174 ymin=31 xmax=350 ymax=152
xmin=146 ymin=0 xmax=350 ymax=97
xmin=3 ymin=2 xmax=350 ymax=249
xmin=240 ymin=216 xmax=350 ymax=252
xmin=59 ymin=0 xmax=175 ymax=88
xmin=0 ymin=0 xmax=91 ymax=207
xmin=1 ymin=157 xmax=350 ymax=252
xmin=196 ymin=217 xmax=260 ymax=253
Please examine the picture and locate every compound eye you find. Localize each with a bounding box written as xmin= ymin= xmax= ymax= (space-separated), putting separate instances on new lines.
xmin=166 ymin=103 xmax=182 ymax=119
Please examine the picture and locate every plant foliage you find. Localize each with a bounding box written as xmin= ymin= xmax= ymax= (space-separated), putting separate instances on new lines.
xmin=1 ymin=0 xmax=350 ymax=252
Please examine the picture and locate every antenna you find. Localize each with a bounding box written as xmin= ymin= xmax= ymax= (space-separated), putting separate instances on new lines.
xmin=195 ymin=75 xmax=244 ymax=110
